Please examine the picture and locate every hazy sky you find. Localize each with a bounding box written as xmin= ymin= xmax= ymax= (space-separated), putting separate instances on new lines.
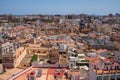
xmin=0 ymin=0 xmax=120 ymax=15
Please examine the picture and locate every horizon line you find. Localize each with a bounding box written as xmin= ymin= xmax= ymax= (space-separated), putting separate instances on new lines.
xmin=0 ymin=13 xmax=119 ymax=16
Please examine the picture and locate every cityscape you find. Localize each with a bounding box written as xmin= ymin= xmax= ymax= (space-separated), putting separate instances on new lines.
xmin=0 ymin=0 xmax=120 ymax=80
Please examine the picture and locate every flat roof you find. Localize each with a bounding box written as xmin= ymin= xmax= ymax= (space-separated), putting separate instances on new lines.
xmin=14 ymin=47 xmax=24 ymax=57
xmin=8 ymin=67 xmax=48 ymax=80
xmin=0 ymin=68 xmax=23 ymax=80
xmin=20 ymin=58 xmax=31 ymax=64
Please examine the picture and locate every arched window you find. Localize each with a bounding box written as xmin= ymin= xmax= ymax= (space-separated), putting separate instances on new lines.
xmin=43 ymin=51 xmax=46 ymax=53
xmin=106 ymin=66 xmax=108 ymax=70
xmin=33 ymin=50 xmax=35 ymax=53
xmin=37 ymin=51 xmax=41 ymax=53
xmin=94 ymin=65 xmax=96 ymax=69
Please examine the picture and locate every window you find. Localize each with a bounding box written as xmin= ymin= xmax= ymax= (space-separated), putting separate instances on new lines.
xmin=37 ymin=51 xmax=41 ymax=53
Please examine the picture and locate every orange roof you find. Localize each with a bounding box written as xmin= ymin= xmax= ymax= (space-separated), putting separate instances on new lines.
xmin=68 ymin=71 xmax=80 ymax=75
xmin=102 ymin=58 xmax=110 ymax=62
xmin=91 ymin=61 xmax=99 ymax=65
xmin=87 ymin=57 xmax=100 ymax=62
xmin=114 ymin=62 xmax=119 ymax=66
xmin=48 ymin=69 xmax=55 ymax=75
xmin=96 ymin=70 xmax=120 ymax=74
xmin=96 ymin=49 xmax=107 ymax=53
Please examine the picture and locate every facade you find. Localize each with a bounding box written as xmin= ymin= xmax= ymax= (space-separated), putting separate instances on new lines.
xmin=89 ymin=59 xmax=120 ymax=80
xmin=0 ymin=42 xmax=20 ymax=55
xmin=49 ymin=49 xmax=59 ymax=64
xmin=0 ymin=44 xmax=2 ymax=61
xmin=2 ymin=54 xmax=14 ymax=68
xmin=0 ymin=64 xmax=4 ymax=74
xmin=95 ymin=24 xmax=112 ymax=34
xmin=0 ymin=42 xmax=20 ymax=67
